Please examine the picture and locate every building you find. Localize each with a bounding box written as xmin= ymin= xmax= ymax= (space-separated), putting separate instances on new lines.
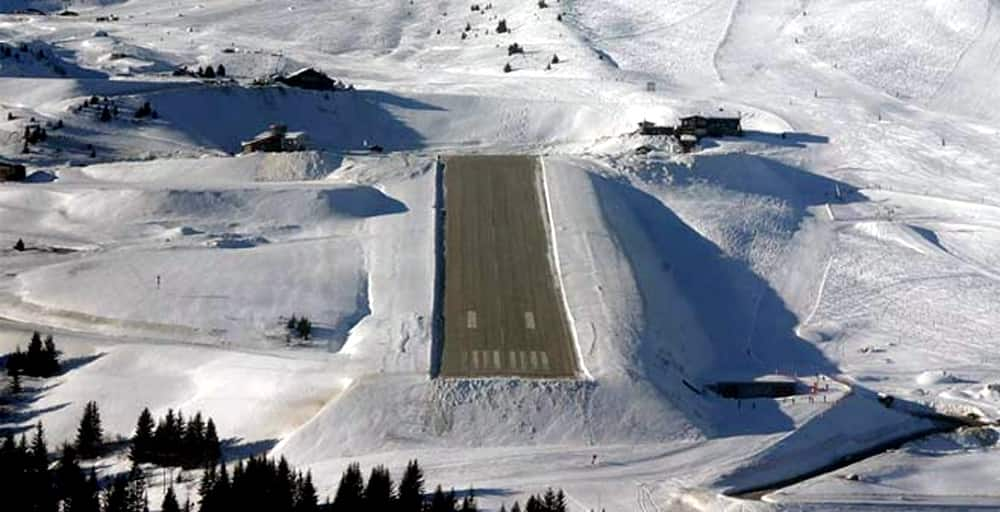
xmin=708 ymin=376 xmax=798 ymax=399
xmin=0 ymin=160 xmax=26 ymax=182
xmin=241 ymin=124 xmax=308 ymax=154
xmin=678 ymin=114 xmax=742 ymax=138
xmin=276 ymin=67 xmax=336 ymax=91
xmin=637 ymin=120 xmax=675 ymax=136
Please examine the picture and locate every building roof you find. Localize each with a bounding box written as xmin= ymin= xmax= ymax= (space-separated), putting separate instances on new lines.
xmin=285 ymin=67 xmax=331 ymax=80
xmin=681 ymin=112 xmax=742 ymax=120
xmin=242 ymin=131 xmax=282 ymax=145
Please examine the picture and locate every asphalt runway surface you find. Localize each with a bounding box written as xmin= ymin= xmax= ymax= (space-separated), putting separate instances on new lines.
xmin=439 ymin=155 xmax=578 ymax=378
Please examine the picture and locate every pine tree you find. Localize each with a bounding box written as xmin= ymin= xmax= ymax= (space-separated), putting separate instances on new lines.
xmin=543 ymin=487 xmax=557 ymax=511
xmin=363 ymin=465 xmax=394 ymax=510
xmin=105 ymin=473 xmax=130 ymax=512
xmin=67 ymin=467 xmax=101 ymax=512
xmin=204 ymin=418 xmax=221 ymax=464
xmin=75 ymin=401 xmax=103 ymax=458
xmin=131 ymin=407 xmax=155 ymax=463
xmin=460 ymin=488 xmax=477 ymax=512
xmin=212 ymin=463 xmax=231 ymax=508
xmin=276 ymin=457 xmax=294 ymax=509
xmin=398 ymin=459 xmax=425 ymax=512
xmin=27 ymin=331 xmax=44 ymax=374
xmin=525 ymin=496 xmax=540 ymax=512
xmin=8 ymin=369 xmax=22 ymax=394
xmin=198 ymin=464 xmax=217 ymax=507
xmin=332 ymin=462 xmax=364 ymax=511
xmin=124 ymin=463 xmax=149 ymax=512
xmin=55 ymin=443 xmax=84 ymax=503
xmin=294 ymin=471 xmax=319 ymax=512
xmin=429 ymin=485 xmax=453 ymax=512
xmin=29 ymin=423 xmax=57 ymax=512
xmin=42 ymin=334 xmax=59 ymax=375
xmin=6 ymin=345 xmax=24 ymax=375
xmin=215 ymin=64 xmax=226 ymax=77
xmin=182 ymin=412 xmax=205 ymax=468
xmin=555 ymin=489 xmax=567 ymax=512
xmin=510 ymin=502 xmax=522 ymax=512
xmin=296 ymin=317 xmax=312 ymax=340
xmin=162 ymin=486 xmax=181 ymax=512
xmin=30 ymin=422 xmax=49 ymax=472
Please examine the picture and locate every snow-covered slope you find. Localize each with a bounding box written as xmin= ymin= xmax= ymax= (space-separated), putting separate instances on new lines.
xmin=2 ymin=0 xmax=1000 ymax=510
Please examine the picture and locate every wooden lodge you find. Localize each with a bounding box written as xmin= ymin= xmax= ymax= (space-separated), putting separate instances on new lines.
xmin=276 ymin=67 xmax=336 ymax=91
xmin=638 ymin=120 xmax=675 ymax=136
xmin=678 ymin=114 xmax=742 ymax=138
xmin=241 ymin=124 xmax=308 ymax=154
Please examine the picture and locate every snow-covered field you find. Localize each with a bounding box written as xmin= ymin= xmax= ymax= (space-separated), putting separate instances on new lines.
xmin=2 ymin=0 xmax=1000 ymax=510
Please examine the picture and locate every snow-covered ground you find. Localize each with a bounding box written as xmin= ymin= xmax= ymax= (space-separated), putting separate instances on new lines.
xmin=2 ymin=0 xmax=1000 ymax=510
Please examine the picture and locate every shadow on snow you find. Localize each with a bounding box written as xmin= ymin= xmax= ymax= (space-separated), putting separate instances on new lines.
xmin=586 ymin=152 xmax=860 ymax=436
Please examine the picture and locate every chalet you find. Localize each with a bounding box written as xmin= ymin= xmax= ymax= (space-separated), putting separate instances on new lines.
xmin=678 ymin=114 xmax=742 ymax=138
xmin=0 ymin=160 xmax=26 ymax=182
xmin=241 ymin=124 xmax=309 ymax=154
xmin=637 ymin=121 xmax=674 ymax=136
xmin=276 ymin=67 xmax=336 ymax=91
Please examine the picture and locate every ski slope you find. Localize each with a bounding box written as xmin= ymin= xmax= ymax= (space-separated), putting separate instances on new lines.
xmin=2 ymin=0 xmax=1000 ymax=510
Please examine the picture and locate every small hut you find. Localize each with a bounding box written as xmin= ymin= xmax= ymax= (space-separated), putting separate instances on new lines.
xmin=276 ymin=68 xmax=336 ymax=90
xmin=241 ymin=124 xmax=309 ymax=154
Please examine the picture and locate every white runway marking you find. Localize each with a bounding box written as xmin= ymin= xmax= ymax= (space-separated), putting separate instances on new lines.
xmin=519 ymin=351 xmax=527 ymax=371
xmin=493 ymin=350 xmax=501 ymax=369
xmin=472 ymin=350 xmax=479 ymax=370
xmin=509 ymin=351 xmax=518 ymax=369
xmin=540 ymin=351 xmax=550 ymax=371
xmin=524 ymin=311 xmax=536 ymax=329
xmin=467 ymin=310 xmax=478 ymax=329
xmin=530 ymin=351 xmax=539 ymax=370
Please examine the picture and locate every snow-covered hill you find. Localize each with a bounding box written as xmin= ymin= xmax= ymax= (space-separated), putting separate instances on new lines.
xmin=2 ymin=0 xmax=1000 ymax=510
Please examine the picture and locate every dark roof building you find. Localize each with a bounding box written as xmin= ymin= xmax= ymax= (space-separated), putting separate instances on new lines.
xmin=276 ymin=67 xmax=336 ymax=90
xmin=679 ymin=114 xmax=742 ymax=138
xmin=241 ymin=124 xmax=309 ymax=154
xmin=638 ymin=120 xmax=675 ymax=136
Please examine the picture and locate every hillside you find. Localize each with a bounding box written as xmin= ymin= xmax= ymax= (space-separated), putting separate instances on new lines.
xmin=1 ymin=1 xmax=1000 ymax=511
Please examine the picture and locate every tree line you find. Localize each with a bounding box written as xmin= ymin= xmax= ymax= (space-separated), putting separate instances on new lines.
xmin=5 ymin=331 xmax=61 ymax=379
xmin=1 ymin=423 xmax=101 ymax=512
xmin=2 ymin=395 xmax=575 ymax=512
xmin=196 ymin=455 xmax=318 ymax=512
xmin=329 ymin=459 xmax=476 ymax=512
xmin=130 ymin=407 xmax=222 ymax=469
xmin=325 ymin=459 xmax=569 ymax=512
